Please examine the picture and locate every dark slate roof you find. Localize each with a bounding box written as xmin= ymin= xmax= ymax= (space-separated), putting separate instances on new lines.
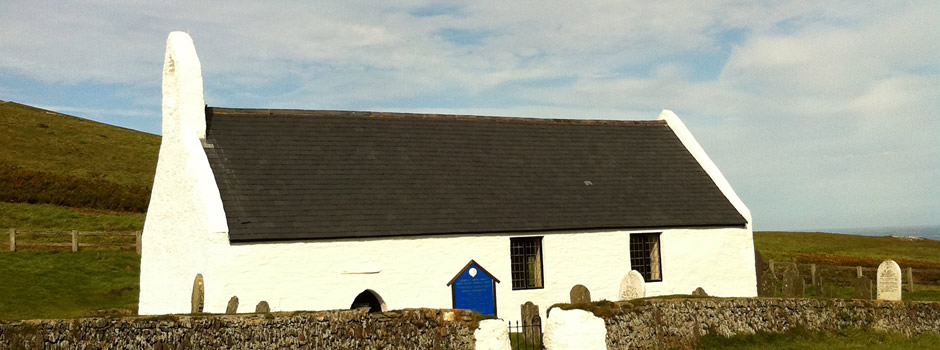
xmin=203 ymin=107 xmax=747 ymax=242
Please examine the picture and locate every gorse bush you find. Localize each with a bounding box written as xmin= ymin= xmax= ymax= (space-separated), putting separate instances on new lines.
xmin=0 ymin=165 xmax=150 ymax=212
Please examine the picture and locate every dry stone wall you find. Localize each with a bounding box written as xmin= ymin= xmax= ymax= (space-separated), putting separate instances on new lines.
xmin=601 ymin=298 xmax=940 ymax=349
xmin=0 ymin=308 xmax=479 ymax=349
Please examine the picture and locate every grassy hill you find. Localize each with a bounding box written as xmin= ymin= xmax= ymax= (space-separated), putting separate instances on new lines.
xmin=0 ymin=100 xmax=159 ymax=186
xmin=0 ymin=100 xmax=159 ymax=230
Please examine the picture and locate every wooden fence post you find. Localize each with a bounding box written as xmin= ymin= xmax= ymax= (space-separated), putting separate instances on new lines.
xmin=71 ymin=230 xmax=79 ymax=252
xmin=856 ymin=266 xmax=863 ymax=278
xmin=8 ymin=229 xmax=14 ymax=252
xmin=136 ymin=230 xmax=142 ymax=255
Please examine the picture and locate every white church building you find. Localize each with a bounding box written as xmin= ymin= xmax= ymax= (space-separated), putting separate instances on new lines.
xmin=139 ymin=32 xmax=757 ymax=322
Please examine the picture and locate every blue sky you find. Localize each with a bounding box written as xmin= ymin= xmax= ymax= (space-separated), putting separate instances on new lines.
xmin=1 ymin=1 xmax=937 ymax=231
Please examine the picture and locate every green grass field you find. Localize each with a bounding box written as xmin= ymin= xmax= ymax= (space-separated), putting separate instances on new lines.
xmin=755 ymin=231 xmax=940 ymax=268
xmin=1 ymin=202 xmax=145 ymax=232
xmin=1 ymin=101 xmax=159 ymax=226
xmin=0 ymin=101 xmax=159 ymax=187
xmin=0 ymin=251 xmax=139 ymax=320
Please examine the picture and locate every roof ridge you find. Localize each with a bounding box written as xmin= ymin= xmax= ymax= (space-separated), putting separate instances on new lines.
xmin=205 ymin=106 xmax=667 ymax=127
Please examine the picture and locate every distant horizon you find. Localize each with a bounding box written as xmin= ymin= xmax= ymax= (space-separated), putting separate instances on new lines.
xmin=766 ymin=224 xmax=940 ymax=241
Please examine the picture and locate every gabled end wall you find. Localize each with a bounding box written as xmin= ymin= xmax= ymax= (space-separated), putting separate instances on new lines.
xmin=658 ymin=110 xmax=757 ymax=296
xmin=139 ymin=32 xmax=229 ymax=315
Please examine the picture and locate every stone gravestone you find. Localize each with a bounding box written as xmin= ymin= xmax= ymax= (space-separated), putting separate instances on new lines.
xmin=810 ymin=264 xmax=817 ymax=286
xmin=520 ymin=301 xmax=541 ymax=345
xmin=854 ymin=276 xmax=873 ymax=300
xmin=619 ymin=270 xmax=646 ymax=300
xmin=781 ymin=264 xmax=803 ymax=298
xmin=759 ymin=271 xmax=778 ymax=297
xmin=569 ymin=285 xmax=591 ymax=304
xmin=905 ymin=267 xmax=914 ymax=292
xmin=877 ymin=260 xmax=902 ymax=301
xmin=692 ymin=287 xmax=708 ymax=297
xmin=813 ymin=273 xmax=825 ymax=298
xmin=255 ymin=301 xmax=270 ymax=313
xmin=191 ymin=274 xmax=204 ymax=313
xmin=226 ymin=296 xmax=239 ymax=314
xmin=754 ymin=250 xmax=766 ymax=293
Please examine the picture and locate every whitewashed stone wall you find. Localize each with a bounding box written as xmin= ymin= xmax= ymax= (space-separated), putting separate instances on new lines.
xmin=139 ymin=32 xmax=228 ymax=315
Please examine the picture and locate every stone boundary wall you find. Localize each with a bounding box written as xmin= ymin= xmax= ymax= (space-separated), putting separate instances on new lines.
xmin=0 ymin=308 xmax=480 ymax=349
xmin=600 ymin=298 xmax=940 ymax=349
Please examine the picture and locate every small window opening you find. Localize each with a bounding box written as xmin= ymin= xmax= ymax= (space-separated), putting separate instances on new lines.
xmin=510 ymin=237 xmax=544 ymax=289
xmin=630 ymin=233 xmax=662 ymax=282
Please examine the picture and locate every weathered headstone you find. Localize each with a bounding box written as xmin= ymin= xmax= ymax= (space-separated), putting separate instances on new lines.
xmin=810 ymin=264 xmax=817 ymax=286
xmin=905 ymin=267 xmax=914 ymax=292
xmin=226 ymin=296 xmax=239 ymax=314
xmin=768 ymin=260 xmax=776 ymax=277
xmin=759 ymin=271 xmax=778 ymax=297
xmin=781 ymin=264 xmax=803 ymax=298
xmin=520 ymin=301 xmax=541 ymax=344
xmin=191 ymin=274 xmax=205 ymax=313
xmin=692 ymin=287 xmax=708 ymax=297
xmin=754 ymin=249 xmax=765 ymax=292
xmin=255 ymin=301 xmax=270 ymax=313
xmin=619 ymin=270 xmax=646 ymax=300
xmin=877 ymin=260 xmax=902 ymax=301
xmin=854 ymin=276 xmax=873 ymax=300
xmin=857 ymin=266 xmax=863 ymax=278
xmin=815 ymin=276 xmax=833 ymax=298
xmin=569 ymin=284 xmax=591 ymax=304
xmin=813 ymin=273 xmax=825 ymax=298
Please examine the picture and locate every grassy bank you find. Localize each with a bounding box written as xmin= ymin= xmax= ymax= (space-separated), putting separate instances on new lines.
xmin=0 ymin=101 xmax=159 ymax=187
xmin=0 ymin=251 xmax=139 ymax=320
xmin=0 ymin=202 xmax=145 ymax=232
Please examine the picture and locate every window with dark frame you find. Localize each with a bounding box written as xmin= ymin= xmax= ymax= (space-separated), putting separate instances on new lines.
xmin=630 ymin=233 xmax=662 ymax=282
xmin=510 ymin=237 xmax=543 ymax=289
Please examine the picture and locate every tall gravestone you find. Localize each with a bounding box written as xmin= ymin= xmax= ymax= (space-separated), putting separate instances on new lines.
xmin=810 ymin=264 xmax=817 ymax=286
xmin=813 ymin=273 xmax=825 ymax=298
xmin=191 ymin=274 xmax=204 ymax=313
xmin=877 ymin=260 xmax=902 ymax=301
xmin=619 ymin=270 xmax=646 ymax=300
xmin=754 ymin=250 xmax=765 ymax=293
xmin=520 ymin=301 xmax=541 ymax=344
xmin=781 ymin=264 xmax=803 ymax=298
xmin=854 ymin=276 xmax=872 ymax=300
xmin=905 ymin=267 xmax=914 ymax=292
xmin=569 ymin=285 xmax=591 ymax=304
xmin=226 ymin=296 xmax=239 ymax=314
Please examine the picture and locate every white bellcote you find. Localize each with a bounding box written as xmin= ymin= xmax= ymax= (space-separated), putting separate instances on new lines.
xmin=162 ymin=31 xmax=207 ymax=141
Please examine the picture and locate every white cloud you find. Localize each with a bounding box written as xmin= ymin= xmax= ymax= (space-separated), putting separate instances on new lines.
xmin=0 ymin=0 xmax=938 ymax=230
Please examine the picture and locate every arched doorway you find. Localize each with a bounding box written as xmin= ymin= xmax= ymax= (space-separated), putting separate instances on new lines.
xmin=350 ymin=289 xmax=386 ymax=313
